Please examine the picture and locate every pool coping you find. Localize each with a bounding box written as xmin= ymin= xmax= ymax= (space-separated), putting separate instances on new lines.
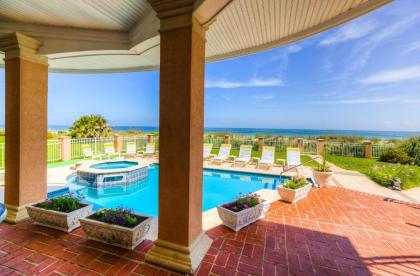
xmin=76 ymin=160 xmax=148 ymax=175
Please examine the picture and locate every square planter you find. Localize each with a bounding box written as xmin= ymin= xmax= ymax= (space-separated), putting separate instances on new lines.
xmin=80 ymin=211 xmax=153 ymax=250
xmin=217 ymin=200 xmax=270 ymax=232
xmin=277 ymin=183 xmax=312 ymax=203
xmin=26 ymin=203 xmax=93 ymax=232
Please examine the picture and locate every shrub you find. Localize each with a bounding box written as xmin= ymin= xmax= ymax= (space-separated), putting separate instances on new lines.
xmin=37 ymin=196 xmax=82 ymax=213
xmin=283 ymin=175 xmax=308 ymax=190
xmin=222 ymin=193 xmax=262 ymax=212
xmin=368 ymin=164 xmax=420 ymax=189
xmin=379 ymin=148 xmax=413 ymax=165
xmin=399 ymin=136 xmax=420 ymax=166
xmin=90 ymin=207 xmax=144 ymax=227
xmin=314 ymin=156 xmax=332 ymax=172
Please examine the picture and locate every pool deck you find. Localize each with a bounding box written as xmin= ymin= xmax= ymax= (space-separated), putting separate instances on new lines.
xmin=1 ymin=186 xmax=419 ymax=275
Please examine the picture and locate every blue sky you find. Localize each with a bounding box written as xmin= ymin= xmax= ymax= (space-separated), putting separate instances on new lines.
xmin=1 ymin=0 xmax=420 ymax=131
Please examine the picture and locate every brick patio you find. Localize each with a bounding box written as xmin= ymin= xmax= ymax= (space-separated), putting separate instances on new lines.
xmin=1 ymin=187 xmax=419 ymax=275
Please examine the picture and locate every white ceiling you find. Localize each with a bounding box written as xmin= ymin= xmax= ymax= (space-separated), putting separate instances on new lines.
xmin=0 ymin=0 xmax=393 ymax=73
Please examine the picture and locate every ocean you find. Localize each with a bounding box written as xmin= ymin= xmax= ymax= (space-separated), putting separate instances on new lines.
xmin=38 ymin=125 xmax=419 ymax=140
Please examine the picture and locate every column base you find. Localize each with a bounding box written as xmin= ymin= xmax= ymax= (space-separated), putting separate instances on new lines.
xmin=145 ymin=231 xmax=212 ymax=273
xmin=5 ymin=204 xmax=29 ymax=223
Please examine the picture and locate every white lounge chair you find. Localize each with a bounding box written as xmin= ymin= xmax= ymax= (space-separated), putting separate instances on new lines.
xmin=104 ymin=142 xmax=121 ymax=159
xmin=125 ymin=142 xmax=137 ymax=158
xmin=285 ymin=147 xmax=301 ymax=172
xmin=203 ymin=143 xmax=214 ymax=160
xmin=212 ymin=144 xmax=232 ymax=165
xmin=140 ymin=142 xmax=156 ymax=158
xmin=233 ymin=145 xmax=252 ymax=166
xmin=257 ymin=146 xmax=275 ymax=169
xmin=81 ymin=144 xmax=104 ymax=160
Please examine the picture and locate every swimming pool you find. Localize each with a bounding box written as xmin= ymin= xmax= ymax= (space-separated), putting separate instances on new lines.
xmin=69 ymin=165 xmax=309 ymax=216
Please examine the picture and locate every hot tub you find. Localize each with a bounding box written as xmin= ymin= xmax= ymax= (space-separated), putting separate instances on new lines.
xmin=76 ymin=161 xmax=148 ymax=187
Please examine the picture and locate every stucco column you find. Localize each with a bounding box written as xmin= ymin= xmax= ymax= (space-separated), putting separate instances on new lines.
xmin=0 ymin=32 xmax=48 ymax=223
xmin=114 ymin=134 xmax=123 ymax=152
xmin=147 ymin=134 xmax=154 ymax=144
xmin=297 ymin=138 xmax=304 ymax=153
xmin=317 ymin=139 xmax=325 ymax=155
xmin=364 ymin=141 xmax=373 ymax=159
xmin=145 ymin=1 xmax=211 ymax=273
xmin=59 ymin=136 xmax=72 ymax=161
xmin=258 ymin=137 xmax=264 ymax=152
xmin=224 ymin=135 xmax=231 ymax=145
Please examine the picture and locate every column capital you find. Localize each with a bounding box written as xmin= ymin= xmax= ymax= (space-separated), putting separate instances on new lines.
xmin=0 ymin=32 xmax=47 ymax=65
xmin=148 ymin=0 xmax=207 ymax=34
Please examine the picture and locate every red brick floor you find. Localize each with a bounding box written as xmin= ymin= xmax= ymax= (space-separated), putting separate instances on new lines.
xmin=1 ymin=187 xmax=419 ymax=275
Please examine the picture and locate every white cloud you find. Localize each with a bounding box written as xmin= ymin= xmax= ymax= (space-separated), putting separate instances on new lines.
xmin=316 ymin=97 xmax=396 ymax=105
xmin=406 ymin=40 xmax=420 ymax=52
xmin=350 ymin=12 xmax=420 ymax=69
xmin=252 ymin=94 xmax=273 ymax=100
xmin=319 ymin=19 xmax=379 ymax=46
xmin=359 ymin=66 xmax=420 ymax=84
xmin=205 ymin=77 xmax=283 ymax=89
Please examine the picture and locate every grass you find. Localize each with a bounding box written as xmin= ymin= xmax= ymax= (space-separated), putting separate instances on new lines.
xmin=326 ymin=155 xmax=420 ymax=190
xmin=211 ymin=149 xmax=319 ymax=168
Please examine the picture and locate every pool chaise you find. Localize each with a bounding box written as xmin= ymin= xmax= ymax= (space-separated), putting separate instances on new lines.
xmin=233 ymin=145 xmax=252 ymax=166
xmin=212 ymin=144 xmax=232 ymax=165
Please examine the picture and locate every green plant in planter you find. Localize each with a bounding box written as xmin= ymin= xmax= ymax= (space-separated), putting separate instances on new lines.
xmin=314 ymin=155 xmax=332 ymax=172
xmin=90 ymin=207 xmax=145 ymax=228
xmin=222 ymin=193 xmax=262 ymax=212
xmin=37 ymin=196 xmax=82 ymax=213
xmin=283 ymin=175 xmax=308 ymax=190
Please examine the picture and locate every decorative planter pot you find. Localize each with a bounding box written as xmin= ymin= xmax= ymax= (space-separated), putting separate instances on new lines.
xmin=313 ymin=171 xmax=333 ymax=188
xmin=26 ymin=203 xmax=93 ymax=232
xmin=80 ymin=211 xmax=153 ymax=250
xmin=277 ymin=184 xmax=312 ymax=203
xmin=217 ymin=200 xmax=270 ymax=232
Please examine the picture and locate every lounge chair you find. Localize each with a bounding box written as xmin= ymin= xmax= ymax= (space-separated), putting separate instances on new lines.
xmin=257 ymin=146 xmax=275 ymax=169
xmin=81 ymin=144 xmax=104 ymax=160
xmin=285 ymin=147 xmax=301 ymax=172
xmin=124 ymin=142 xmax=137 ymax=158
xmin=212 ymin=144 xmax=232 ymax=165
xmin=103 ymin=142 xmax=121 ymax=159
xmin=233 ymin=145 xmax=252 ymax=166
xmin=203 ymin=143 xmax=214 ymax=160
xmin=140 ymin=143 xmax=156 ymax=158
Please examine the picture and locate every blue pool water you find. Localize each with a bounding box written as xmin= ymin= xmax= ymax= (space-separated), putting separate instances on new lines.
xmin=69 ymin=165 xmax=309 ymax=216
xmin=90 ymin=161 xmax=138 ymax=170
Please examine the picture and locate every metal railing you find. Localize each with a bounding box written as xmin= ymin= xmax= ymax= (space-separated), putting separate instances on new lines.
xmin=372 ymin=144 xmax=393 ymax=158
xmin=303 ymin=141 xmax=317 ymax=154
xmin=264 ymin=138 xmax=298 ymax=152
xmin=47 ymin=140 xmax=62 ymax=162
xmin=122 ymin=136 xmax=148 ymax=152
xmin=0 ymin=143 xmax=4 ymax=169
xmin=71 ymin=137 xmax=115 ymax=159
xmin=325 ymin=142 xmax=365 ymax=157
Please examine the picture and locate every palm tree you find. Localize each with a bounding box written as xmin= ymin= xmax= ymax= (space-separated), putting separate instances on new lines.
xmin=69 ymin=115 xmax=112 ymax=138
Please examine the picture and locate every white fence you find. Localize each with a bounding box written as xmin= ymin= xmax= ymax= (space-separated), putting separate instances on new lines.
xmin=70 ymin=137 xmax=115 ymax=159
xmin=0 ymin=143 xmax=4 ymax=169
xmin=0 ymin=135 xmax=396 ymax=168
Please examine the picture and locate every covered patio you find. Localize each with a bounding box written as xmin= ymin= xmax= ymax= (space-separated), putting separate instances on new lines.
xmin=2 ymin=0 xmax=417 ymax=274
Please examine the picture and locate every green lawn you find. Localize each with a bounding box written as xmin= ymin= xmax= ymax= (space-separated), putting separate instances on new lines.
xmin=326 ymin=155 xmax=420 ymax=190
xmin=211 ymin=149 xmax=319 ymax=168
